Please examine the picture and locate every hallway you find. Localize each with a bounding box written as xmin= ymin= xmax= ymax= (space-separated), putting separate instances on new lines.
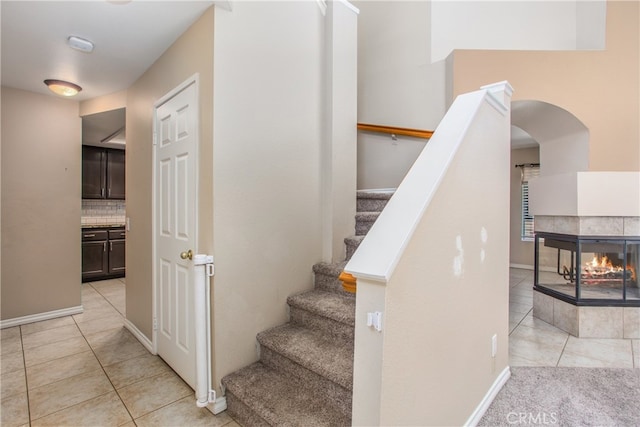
xmin=0 ymin=278 xmax=237 ymax=427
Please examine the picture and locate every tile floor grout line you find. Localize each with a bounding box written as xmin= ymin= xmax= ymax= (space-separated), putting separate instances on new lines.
xmin=508 ymin=308 xmax=533 ymax=337
xmin=83 ymin=281 xmax=150 ymax=425
xmin=25 ymin=361 xmax=105 ymax=392
xmin=19 ymin=325 xmax=33 ymax=426
xmin=74 ymin=290 xmax=138 ymax=425
xmin=130 ymin=392 xmax=196 ymax=424
xmin=555 ymin=332 xmax=571 ymax=367
xmin=627 ymin=339 xmax=635 ymax=369
xmin=88 ymin=281 xmax=126 ymax=317
xmin=28 ymin=389 xmax=116 ymax=425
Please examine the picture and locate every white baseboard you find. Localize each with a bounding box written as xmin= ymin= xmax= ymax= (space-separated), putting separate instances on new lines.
xmin=124 ymin=319 xmax=155 ymax=354
xmin=509 ymin=263 xmax=534 ymax=270
xmin=464 ymin=366 xmax=511 ymax=427
xmin=510 ymin=263 xmax=556 ymax=273
xmin=205 ymin=396 xmax=227 ymax=415
xmin=0 ymin=305 xmax=84 ymax=329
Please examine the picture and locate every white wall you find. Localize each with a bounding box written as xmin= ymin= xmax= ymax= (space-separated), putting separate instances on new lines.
xmin=577 ymin=0 xmax=607 ymax=50
xmin=212 ymin=0 xmax=327 ymax=387
xmin=357 ymin=133 xmax=427 ymax=190
xmin=530 ymin=171 xmax=640 ymax=217
xmin=355 ymin=0 xmax=444 ymax=189
xmin=432 ymin=0 xmax=606 ymax=62
xmin=323 ymin=0 xmax=359 ymax=262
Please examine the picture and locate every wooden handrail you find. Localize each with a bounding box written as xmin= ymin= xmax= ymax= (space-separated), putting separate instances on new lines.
xmin=357 ymin=123 xmax=433 ymax=139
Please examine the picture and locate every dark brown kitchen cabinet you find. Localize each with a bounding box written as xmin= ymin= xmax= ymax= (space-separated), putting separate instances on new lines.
xmin=81 ymin=230 xmax=108 ymax=281
xmin=82 ymin=146 xmax=105 ymax=199
xmin=108 ymin=229 xmax=126 ymax=274
xmin=82 ymin=146 xmax=125 ymax=200
xmin=82 ymin=227 xmax=125 ymax=282
xmin=106 ymin=150 xmax=125 ymax=199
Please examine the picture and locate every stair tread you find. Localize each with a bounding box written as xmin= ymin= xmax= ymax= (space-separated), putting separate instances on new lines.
xmin=222 ymin=362 xmax=351 ymax=427
xmin=257 ymin=323 xmax=354 ymax=390
xmin=355 ymin=211 xmax=380 ymax=220
xmin=288 ymin=290 xmax=355 ymax=325
xmin=356 ymin=190 xmax=394 ymax=200
xmin=344 ymin=235 xmax=365 ymax=244
xmin=312 ymin=261 xmax=347 ymax=276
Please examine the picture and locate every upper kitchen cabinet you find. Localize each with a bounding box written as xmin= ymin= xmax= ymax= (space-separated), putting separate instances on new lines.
xmin=82 ymin=146 xmax=125 ymax=199
xmin=106 ymin=149 xmax=125 ymax=199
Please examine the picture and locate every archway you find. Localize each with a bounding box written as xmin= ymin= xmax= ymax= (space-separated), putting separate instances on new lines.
xmin=511 ymin=100 xmax=590 ymax=176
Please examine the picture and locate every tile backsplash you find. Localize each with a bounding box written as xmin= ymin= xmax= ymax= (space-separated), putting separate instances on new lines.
xmin=82 ymin=200 xmax=126 ymax=225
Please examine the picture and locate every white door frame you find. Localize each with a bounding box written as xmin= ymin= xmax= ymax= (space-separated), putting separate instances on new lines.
xmin=151 ymin=73 xmax=200 ymax=355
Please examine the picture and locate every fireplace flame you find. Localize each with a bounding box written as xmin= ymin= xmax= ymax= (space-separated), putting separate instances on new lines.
xmin=628 ymin=265 xmax=637 ymax=282
xmin=589 ymin=255 xmax=611 ymax=268
xmin=582 ymin=255 xmax=636 ymax=284
xmin=586 ymin=255 xmax=621 ymax=272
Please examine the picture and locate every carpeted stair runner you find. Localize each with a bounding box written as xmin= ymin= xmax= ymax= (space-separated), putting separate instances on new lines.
xmin=288 ymin=290 xmax=355 ymax=341
xmin=221 ymin=190 xmax=393 ymax=426
xmin=344 ymin=236 xmax=365 ymax=261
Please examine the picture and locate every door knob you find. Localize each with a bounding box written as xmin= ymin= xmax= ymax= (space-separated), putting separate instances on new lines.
xmin=180 ymin=249 xmax=193 ymax=260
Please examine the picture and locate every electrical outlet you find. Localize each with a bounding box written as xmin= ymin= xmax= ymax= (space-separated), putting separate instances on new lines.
xmin=491 ymin=334 xmax=498 ymax=357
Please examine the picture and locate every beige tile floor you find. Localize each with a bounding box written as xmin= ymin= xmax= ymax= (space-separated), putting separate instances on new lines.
xmin=0 ymin=278 xmax=239 ymax=427
xmin=509 ymin=268 xmax=639 ymax=368
xmin=2 ymin=270 xmax=638 ymax=427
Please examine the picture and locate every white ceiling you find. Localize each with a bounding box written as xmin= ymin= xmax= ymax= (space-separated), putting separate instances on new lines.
xmin=1 ymin=0 xmax=214 ymax=102
xmin=82 ymin=107 xmax=126 ymax=148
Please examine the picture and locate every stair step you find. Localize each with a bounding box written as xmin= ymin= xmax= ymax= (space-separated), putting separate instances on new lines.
xmin=356 ymin=189 xmax=393 ymax=212
xmin=257 ymin=323 xmax=354 ymax=391
xmin=222 ymin=362 xmax=351 ymax=427
xmin=313 ymin=261 xmax=348 ymax=294
xmin=344 ymin=235 xmax=365 ymax=260
xmin=355 ymin=211 xmax=380 ymax=236
xmin=288 ymin=290 xmax=355 ymax=341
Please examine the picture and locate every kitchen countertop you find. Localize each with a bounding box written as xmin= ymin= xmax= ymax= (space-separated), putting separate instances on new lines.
xmin=82 ymin=224 xmax=126 ymax=229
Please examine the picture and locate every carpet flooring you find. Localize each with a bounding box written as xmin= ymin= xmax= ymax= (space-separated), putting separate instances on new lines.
xmin=479 ymin=367 xmax=640 ymax=426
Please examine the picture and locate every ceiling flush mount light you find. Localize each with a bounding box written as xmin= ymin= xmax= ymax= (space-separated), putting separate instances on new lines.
xmin=44 ymin=79 xmax=82 ymax=97
xmin=67 ymin=36 xmax=94 ymax=53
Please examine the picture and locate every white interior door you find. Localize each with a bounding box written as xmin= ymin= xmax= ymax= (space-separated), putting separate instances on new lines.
xmin=154 ymin=80 xmax=198 ymax=388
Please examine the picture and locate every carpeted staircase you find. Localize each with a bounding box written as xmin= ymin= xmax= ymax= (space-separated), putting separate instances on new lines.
xmin=221 ymin=190 xmax=393 ymax=426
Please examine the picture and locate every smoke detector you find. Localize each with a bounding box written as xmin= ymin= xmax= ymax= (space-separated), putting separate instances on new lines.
xmin=67 ymin=36 xmax=94 ymax=53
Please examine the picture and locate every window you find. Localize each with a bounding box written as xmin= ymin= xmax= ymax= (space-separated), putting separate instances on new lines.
xmin=520 ymin=164 xmax=540 ymax=241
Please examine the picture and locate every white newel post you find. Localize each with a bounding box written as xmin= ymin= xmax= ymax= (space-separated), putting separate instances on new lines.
xmin=481 ymin=80 xmax=514 ymax=112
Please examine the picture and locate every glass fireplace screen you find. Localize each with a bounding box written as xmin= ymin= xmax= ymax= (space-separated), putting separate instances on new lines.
xmin=534 ymin=233 xmax=639 ymax=305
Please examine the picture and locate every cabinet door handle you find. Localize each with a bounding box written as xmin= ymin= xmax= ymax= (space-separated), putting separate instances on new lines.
xmin=83 ymin=234 xmax=96 ymax=238
xmin=103 ymin=242 xmax=107 ymax=252
xmin=110 ymin=242 xmax=113 ymax=251
xmin=101 ymin=188 xmax=105 ymax=198
xmin=108 ymin=188 xmax=111 ymax=198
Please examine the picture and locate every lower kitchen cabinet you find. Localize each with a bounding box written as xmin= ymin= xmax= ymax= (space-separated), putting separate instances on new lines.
xmin=82 ymin=227 xmax=125 ymax=282
xmin=82 ymin=240 xmax=109 ymax=279
xmin=108 ymin=229 xmax=126 ymax=275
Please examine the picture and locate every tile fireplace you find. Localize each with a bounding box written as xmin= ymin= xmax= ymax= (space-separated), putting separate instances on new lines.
xmin=532 ymin=216 xmax=640 ymax=338
xmin=534 ymin=232 xmax=639 ymax=305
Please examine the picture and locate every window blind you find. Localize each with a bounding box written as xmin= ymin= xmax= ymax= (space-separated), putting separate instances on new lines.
xmin=521 ymin=164 xmax=540 ymax=241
